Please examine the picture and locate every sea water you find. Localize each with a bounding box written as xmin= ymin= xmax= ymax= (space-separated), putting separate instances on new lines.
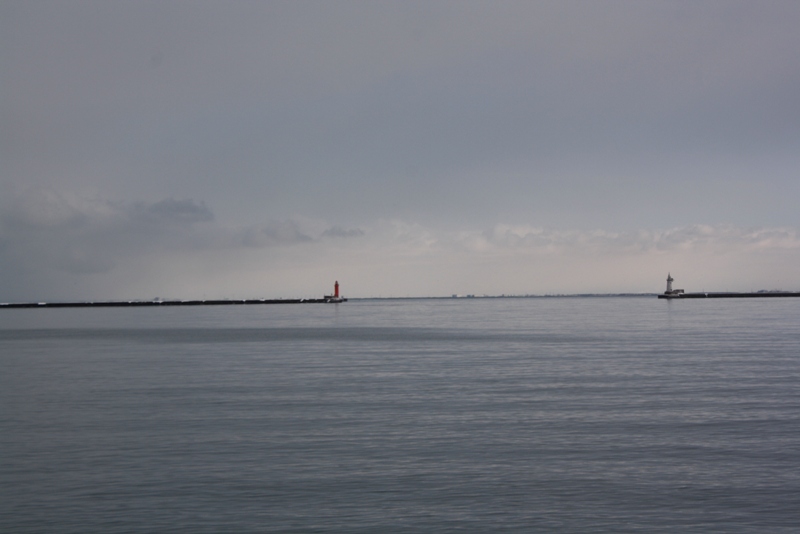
xmin=2 ymin=297 xmax=799 ymax=532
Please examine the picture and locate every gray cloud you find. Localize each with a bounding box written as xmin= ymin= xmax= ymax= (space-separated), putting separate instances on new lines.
xmin=240 ymin=222 xmax=313 ymax=248
xmin=322 ymin=225 xmax=365 ymax=239
xmin=142 ymin=198 xmax=214 ymax=224
xmin=0 ymin=190 xmax=213 ymax=282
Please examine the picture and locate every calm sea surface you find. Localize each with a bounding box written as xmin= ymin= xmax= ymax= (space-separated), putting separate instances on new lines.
xmin=2 ymin=297 xmax=799 ymax=532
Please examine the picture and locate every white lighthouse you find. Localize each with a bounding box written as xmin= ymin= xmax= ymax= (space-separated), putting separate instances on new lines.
xmin=663 ymin=273 xmax=683 ymax=297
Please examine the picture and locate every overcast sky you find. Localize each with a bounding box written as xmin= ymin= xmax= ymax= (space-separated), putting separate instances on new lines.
xmin=2 ymin=0 xmax=799 ymax=300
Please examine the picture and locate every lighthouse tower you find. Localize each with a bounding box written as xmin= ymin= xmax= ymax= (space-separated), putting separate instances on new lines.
xmin=666 ymin=273 xmax=674 ymax=294
xmin=324 ymin=281 xmax=345 ymax=302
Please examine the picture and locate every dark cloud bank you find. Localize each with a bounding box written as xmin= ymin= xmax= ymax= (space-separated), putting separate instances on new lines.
xmin=0 ymin=189 xmax=367 ymax=300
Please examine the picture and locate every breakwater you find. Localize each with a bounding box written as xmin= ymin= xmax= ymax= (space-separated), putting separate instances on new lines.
xmin=658 ymin=292 xmax=800 ymax=299
xmin=0 ymin=298 xmax=346 ymax=309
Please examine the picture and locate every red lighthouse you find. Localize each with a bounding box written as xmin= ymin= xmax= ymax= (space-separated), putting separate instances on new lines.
xmin=324 ymin=281 xmax=345 ymax=302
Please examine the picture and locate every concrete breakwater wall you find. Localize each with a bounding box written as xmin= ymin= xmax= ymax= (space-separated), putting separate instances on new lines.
xmin=658 ymin=292 xmax=800 ymax=299
xmin=1 ymin=298 xmax=346 ymax=309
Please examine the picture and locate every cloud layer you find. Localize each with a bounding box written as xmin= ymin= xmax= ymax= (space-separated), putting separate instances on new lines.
xmin=2 ymin=189 xmax=797 ymax=301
